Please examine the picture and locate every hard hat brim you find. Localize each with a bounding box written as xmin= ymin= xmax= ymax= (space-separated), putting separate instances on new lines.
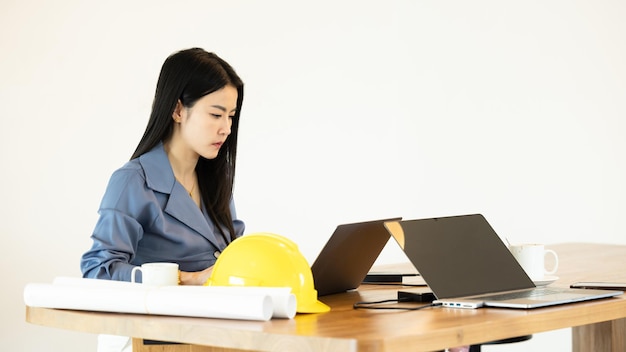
xmin=297 ymin=300 xmax=331 ymax=314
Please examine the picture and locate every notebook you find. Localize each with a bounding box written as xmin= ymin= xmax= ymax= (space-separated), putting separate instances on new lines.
xmin=311 ymin=217 xmax=402 ymax=296
xmin=383 ymin=214 xmax=623 ymax=309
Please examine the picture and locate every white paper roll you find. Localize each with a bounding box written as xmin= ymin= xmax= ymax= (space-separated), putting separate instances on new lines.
xmin=24 ymin=278 xmax=280 ymax=321
xmin=51 ymin=277 xmax=297 ymax=319
xmin=24 ymin=283 xmax=148 ymax=314
xmin=170 ymin=285 xmax=297 ymax=319
xmin=24 ymin=277 xmax=296 ymax=320
xmin=144 ymin=287 xmax=271 ymax=321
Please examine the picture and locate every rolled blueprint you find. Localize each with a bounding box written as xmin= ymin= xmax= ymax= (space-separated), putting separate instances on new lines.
xmin=52 ymin=277 xmax=296 ymax=319
xmin=178 ymin=285 xmax=296 ymax=319
xmin=24 ymin=283 xmax=149 ymax=315
xmin=24 ymin=277 xmax=296 ymax=321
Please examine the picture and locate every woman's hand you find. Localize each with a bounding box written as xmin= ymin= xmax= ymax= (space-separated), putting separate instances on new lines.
xmin=179 ymin=266 xmax=214 ymax=285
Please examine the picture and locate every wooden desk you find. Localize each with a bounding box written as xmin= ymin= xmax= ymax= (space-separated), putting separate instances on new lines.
xmin=26 ymin=243 xmax=626 ymax=352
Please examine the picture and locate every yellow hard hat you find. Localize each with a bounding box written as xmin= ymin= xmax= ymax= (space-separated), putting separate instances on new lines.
xmin=205 ymin=233 xmax=330 ymax=313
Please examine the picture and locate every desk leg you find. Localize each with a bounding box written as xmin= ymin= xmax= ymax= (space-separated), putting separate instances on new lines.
xmin=572 ymin=318 xmax=626 ymax=352
xmin=131 ymin=338 xmax=249 ymax=352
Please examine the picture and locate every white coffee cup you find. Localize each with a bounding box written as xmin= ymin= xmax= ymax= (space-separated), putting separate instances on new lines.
xmin=509 ymin=243 xmax=558 ymax=281
xmin=131 ymin=262 xmax=179 ymax=286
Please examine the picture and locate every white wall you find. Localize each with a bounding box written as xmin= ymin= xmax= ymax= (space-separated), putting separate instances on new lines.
xmin=2 ymin=1 xmax=625 ymax=351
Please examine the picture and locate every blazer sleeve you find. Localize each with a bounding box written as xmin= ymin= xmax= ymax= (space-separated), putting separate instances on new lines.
xmin=80 ymin=165 xmax=155 ymax=281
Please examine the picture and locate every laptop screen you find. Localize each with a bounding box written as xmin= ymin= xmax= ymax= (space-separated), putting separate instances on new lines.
xmin=311 ymin=218 xmax=401 ymax=296
xmin=385 ymin=214 xmax=534 ymax=299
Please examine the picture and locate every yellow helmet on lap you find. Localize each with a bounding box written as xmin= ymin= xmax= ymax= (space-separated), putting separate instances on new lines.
xmin=205 ymin=232 xmax=330 ymax=313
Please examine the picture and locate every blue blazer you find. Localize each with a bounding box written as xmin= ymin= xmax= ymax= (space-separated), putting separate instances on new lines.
xmin=80 ymin=143 xmax=245 ymax=281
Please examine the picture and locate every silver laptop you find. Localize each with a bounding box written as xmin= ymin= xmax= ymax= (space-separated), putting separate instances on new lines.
xmin=384 ymin=214 xmax=623 ymax=309
xmin=311 ymin=217 xmax=401 ymax=296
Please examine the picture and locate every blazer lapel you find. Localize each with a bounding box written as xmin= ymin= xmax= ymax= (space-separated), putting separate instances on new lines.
xmin=139 ymin=143 xmax=224 ymax=249
xmin=164 ymin=185 xmax=215 ymax=239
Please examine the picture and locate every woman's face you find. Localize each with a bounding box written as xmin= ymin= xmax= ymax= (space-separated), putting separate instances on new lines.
xmin=176 ymin=85 xmax=238 ymax=160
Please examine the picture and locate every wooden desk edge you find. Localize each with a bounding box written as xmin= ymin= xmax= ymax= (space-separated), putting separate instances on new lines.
xmin=25 ymin=306 xmax=358 ymax=352
xmin=26 ymin=297 xmax=626 ymax=352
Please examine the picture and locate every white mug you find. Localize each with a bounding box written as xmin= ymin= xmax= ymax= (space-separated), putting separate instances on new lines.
xmin=509 ymin=243 xmax=558 ymax=281
xmin=131 ymin=262 xmax=179 ymax=286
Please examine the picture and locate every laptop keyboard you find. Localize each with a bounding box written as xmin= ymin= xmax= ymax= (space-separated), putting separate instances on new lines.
xmin=475 ymin=288 xmax=564 ymax=301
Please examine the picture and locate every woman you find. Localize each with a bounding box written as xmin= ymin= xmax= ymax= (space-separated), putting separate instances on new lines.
xmin=80 ymin=48 xmax=245 ymax=351
xmin=81 ymin=47 xmax=245 ymax=283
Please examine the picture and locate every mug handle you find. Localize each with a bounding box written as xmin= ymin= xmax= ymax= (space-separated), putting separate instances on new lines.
xmin=131 ymin=266 xmax=142 ymax=283
xmin=544 ymin=249 xmax=559 ymax=275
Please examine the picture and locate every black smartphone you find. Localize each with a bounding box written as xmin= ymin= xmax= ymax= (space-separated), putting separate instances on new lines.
xmin=570 ymin=282 xmax=626 ymax=290
xmin=363 ymin=272 xmax=418 ymax=283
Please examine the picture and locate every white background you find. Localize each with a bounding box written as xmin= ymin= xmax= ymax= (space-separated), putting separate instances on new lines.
xmin=2 ymin=1 xmax=625 ymax=351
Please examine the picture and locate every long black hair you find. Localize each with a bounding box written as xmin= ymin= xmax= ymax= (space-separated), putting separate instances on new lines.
xmin=132 ymin=48 xmax=244 ymax=240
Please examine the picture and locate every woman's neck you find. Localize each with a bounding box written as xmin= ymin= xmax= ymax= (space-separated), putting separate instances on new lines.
xmin=163 ymin=140 xmax=198 ymax=184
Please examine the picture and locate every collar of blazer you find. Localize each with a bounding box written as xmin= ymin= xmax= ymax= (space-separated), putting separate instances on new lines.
xmin=138 ymin=143 xmax=225 ymax=249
